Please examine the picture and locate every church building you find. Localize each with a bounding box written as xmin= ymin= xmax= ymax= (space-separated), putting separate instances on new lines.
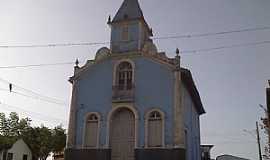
xmin=65 ymin=0 xmax=205 ymax=160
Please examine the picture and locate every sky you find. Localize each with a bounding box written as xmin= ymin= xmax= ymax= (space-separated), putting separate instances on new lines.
xmin=0 ymin=0 xmax=270 ymax=159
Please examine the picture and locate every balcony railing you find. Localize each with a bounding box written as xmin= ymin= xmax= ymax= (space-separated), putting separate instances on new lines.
xmin=112 ymin=84 xmax=135 ymax=102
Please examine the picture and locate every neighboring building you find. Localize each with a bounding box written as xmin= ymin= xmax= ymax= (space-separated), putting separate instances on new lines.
xmin=65 ymin=0 xmax=205 ymax=160
xmin=0 ymin=139 xmax=32 ymax=160
xmin=201 ymin=145 xmax=214 ymax=160
xmin=216 ymin=155 xmax=250 ymax=160
xmin=53 ymin=152 xmax=64 ymax=160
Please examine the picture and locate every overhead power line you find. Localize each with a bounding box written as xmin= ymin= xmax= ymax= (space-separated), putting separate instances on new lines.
xmin=0 ymin=26 xmax=269 ymax=48
xmin=181 ymin=40 xmax=270 ymax=54
xmin=0 ymin=101 xmax=67 ymax=125
xmin=154 ymin=26 xmax=270 ymax=40
xmin=0 ymin=62 xmax=74 ymax=69
xmin=0 ymin=40 xmax=268 ymax=71
xmin=0 ymin=77 xmax=67 ymax=106
xmin=0 ymin=40 xmax=268 ymax=70
xmin=12 ymin=90 xmax=67 ymax=106
xmin=0 ymin=42 xmax=109 ymax=48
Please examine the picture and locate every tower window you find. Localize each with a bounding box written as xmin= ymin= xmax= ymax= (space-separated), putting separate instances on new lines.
xmin=117 ymin=62 xmax=133 ymax=90
xmin=121 ymin=25 xmax=129 ymax=41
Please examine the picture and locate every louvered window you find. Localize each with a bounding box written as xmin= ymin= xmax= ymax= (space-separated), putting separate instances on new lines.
xmin=117 ymin=62 xmax=133 ymax=90
xmin=148 ymin=111 xmax=162 ymax=147
xmin=84 ymin=114 xmax=99 ymax=147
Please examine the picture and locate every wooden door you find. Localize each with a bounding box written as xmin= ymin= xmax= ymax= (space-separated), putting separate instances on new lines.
xmin=110 ymin=108 xmax=135 ymax=160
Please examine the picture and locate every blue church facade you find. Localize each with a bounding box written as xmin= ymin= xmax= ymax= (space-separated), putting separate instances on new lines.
xmin=65 ymin=0 xmax=205 ymax=160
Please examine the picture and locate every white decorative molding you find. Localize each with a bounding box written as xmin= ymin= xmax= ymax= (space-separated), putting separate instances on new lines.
xmin=106 ymin=104 xmax=139 ymax=148
xmin=82 ymin=112 xmax=101 ymax=149
xmin=70 ymin=52 xmax=178 ymax=82
xmin=66 ymin=80 xmax=78 ymax=148
xmin=173 ymin=65 xmax=185 ymax=148
xmin=144 ymin=108 xmax=165 ymax=148
xmin=95 ymin=47 xmax=110 ymax=62
xmin=112 ymin=59 xmax=135 ymax=86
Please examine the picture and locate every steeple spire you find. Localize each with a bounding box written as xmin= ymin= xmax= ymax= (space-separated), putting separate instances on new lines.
xmin=112 ymin=0 xmax=144 ymax=23
xmin=109 ymin=0 xmax=152 ymax=36
xmin=109 ymin=0 xmax=153 ymax=53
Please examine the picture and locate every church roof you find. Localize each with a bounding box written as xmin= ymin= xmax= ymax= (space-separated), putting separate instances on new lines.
xmin=112 ymin=0 xmax=144 ymax=23
xmin=181 ymin=68 xmax=206 ymax=115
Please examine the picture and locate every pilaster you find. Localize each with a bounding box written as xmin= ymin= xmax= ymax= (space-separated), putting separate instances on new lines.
xmin=173 ymin=49 xmax=185 ymax=148
xmin=66 ymin=80 xmax=78 ymax=148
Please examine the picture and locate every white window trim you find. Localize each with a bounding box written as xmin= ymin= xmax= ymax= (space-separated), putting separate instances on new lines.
xmin=112 ymin=59 xmax=135 ymax=86
xmin=106 ymin=104 xmax=139 ymax=148
xmin=144 ymin=108 xmax=165 ymax=148
xmin=82 ymin=112 xmax=101 ymax=149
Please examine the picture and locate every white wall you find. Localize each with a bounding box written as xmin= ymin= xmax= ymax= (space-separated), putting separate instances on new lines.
xmin=7 ymin=139 xmax=32 ymax=160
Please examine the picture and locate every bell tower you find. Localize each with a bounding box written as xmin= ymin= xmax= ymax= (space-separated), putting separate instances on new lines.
xmin=108 ymin=0 xmax=153 ymax=53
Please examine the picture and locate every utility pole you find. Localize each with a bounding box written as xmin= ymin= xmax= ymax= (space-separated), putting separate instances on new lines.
xmin=267 ymin=80 xmax=270 ymax=145
xmin=256 ymin=121 xmax=263 ymax=160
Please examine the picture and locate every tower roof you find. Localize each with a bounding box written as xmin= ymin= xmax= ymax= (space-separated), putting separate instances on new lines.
xmin=112 ymin=0 xmax=144 ymax=23
xmin=110 ymin=0 xmax=153 ymax=36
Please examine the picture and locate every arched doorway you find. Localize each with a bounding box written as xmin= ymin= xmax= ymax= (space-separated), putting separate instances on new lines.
xmin=110 ymin=108 xmax=135 ymax=160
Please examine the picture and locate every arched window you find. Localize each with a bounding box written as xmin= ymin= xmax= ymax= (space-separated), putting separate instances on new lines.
xmin=117 ymin=62 xmax=133 ymax=90
xmin=147 ymin=111 xmax=163 ymax=147
xmin=84 ymin=113 xmax=99 ymax=148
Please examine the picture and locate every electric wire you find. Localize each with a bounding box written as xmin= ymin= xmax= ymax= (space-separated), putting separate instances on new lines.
xmin=0 ymin=26 xmax=269 ymax=48
xmin=0 ymin=88 xmax=67 ymax=110
xmin=0 ymin=40 xmax=268 ymax=70
xmin=0 ymin=77 xmax=67 ymax=106
xmin=0 ymin=101 xmax=67 ymax=125
xmin=12 ymin=90 xmax=68 ymax=107
xmin=154 ymin=26 xmax=270 ymax=40
xmin=181 ymin=40 xmax=270 ymax=54
xmin=0 ymin=62 xmax=75 ymax=69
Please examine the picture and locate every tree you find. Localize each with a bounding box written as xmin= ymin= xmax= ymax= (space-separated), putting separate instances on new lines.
xmin=0 ymin=112 xmax=66 ymax=160
xmin=0 ymin=112 xmax=31 ymax=137
xmin=0 ymin=112 xmax=9 ymax=136
xmin=51 ymin=125 xmax=66 ymax=153
xmin=22 ymin=125 xmax=66 ymax=160
xmin=0 ymin=135 xmax=16 ymax=149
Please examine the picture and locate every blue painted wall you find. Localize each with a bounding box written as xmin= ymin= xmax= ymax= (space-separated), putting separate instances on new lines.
xmin=110 ymin=21 xmax=140 ymax=52
xmin=182 ymin=84 xmax=201 ymax=160
xmin=75 ymin=60 xmax=113 ymax=146
xmin=74 ymin=56 xmax=201 ymax=157
xmin=74 ymin=57 xmax=175 ymax=147
xmin=134 ymin=58 xmax=174 ymax=146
